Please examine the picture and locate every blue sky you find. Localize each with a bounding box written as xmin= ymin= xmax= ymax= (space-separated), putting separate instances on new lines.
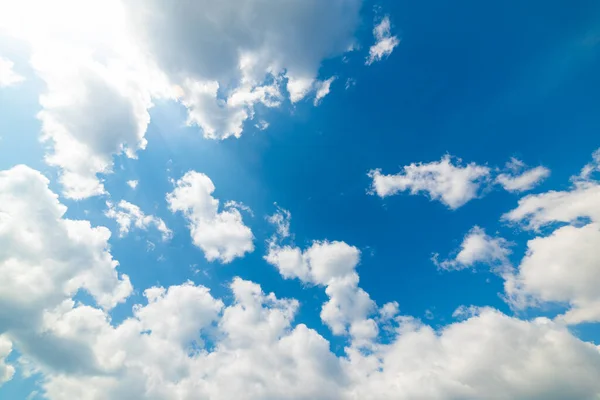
xmin=1 ymin=1 xmax=600 ymax=399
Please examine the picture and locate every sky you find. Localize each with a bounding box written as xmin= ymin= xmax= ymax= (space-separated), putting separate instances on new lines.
xmin=1 ymin=0 xmax=600 ymax=399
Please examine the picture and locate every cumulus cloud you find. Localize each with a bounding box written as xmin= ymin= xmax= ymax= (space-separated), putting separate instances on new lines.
xmin=167 ymin=171 xmax=254 ymax=263
xmin=105 ymin=200 xmax=172 ymax=241
xmin=266 ymin=209 xmax=385 ymax=345
xmin=0 ymin=336 xmax=14 ymax=386
xmin=122 ymin=0 xmax=361 ymax=135
xmin=0 ymin=56 xmax=24 ymax=87
xmin=366 ymin=16 xmax=400 ymax=65
xmin=503 ymin=150 xmax=600 ymax=230
xmin=496 ymin=158 xmax=550 ymax=193
xmin=0 ymin=0 xmax=171 ymax=199
xmin=0 ymin=165 xmax=131 ymax=376
xmin=434 ymin=226 xmax=512 ymax=273
xmin=502 ymin=149 xmax=600 ymax=324
xmin=369 ymin=155 xmax=491 ymax=209
xmin=2 ymin=171 xmax=600 ymax=399
xmin=505 ymin=223 xmax=600 ymax=324
xmin=126 ymin=180 xmax=138 ymax=189
xmin=0 ymin=0 xmax=362 ymax=197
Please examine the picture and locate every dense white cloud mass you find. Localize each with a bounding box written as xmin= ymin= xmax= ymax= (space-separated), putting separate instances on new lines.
xmin=0 ymin=165 xmax=131 ymax=375
xmin=123 ymin=0 xmax=360 ymax=100
xmin=369 ymin=155 xmax=491 ymax=209
xmin=501 ymin=149 xmax=600 ymax=324
xmin=496 ymin=158 xmax=550 ymax=193
xmin=0 ymin=0 xmax=170 ymax=199
xmin=0 ymin=165 xmax=132 ymax=313
xmin=121 ymin=0 xmax=360 ymax=137
xmin=0 ymin=166 xmax=600 ymax=399
xmin=0 ymin=0 xmax=362 ymax=197
xmin=366 ymin=16 xmax=400 ymax=65
xmin=434 ymin=226 xmax=512 ymax=273
xmin=0 ymin=56 xmax=24 ymax=87
xmin=105 ymin=200 xmax=172 ymax=241
xmin=167 ymin=171 xmax=254 ymax=263
xmin=505 ymin=223 xmax=600 ymax=324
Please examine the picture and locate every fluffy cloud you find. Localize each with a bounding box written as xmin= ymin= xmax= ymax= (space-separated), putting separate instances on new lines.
xmin=505 ymin=223 xmax=600 ymax=324
xmin=366 ymin=16 xmax=400 ymax=65
xmin=105 ymin=200 xmax=172 ymax=241
xmin=0 ymin=0 xmax=170 ymax=199
xmin=126 ymin=180 xmax=138 ymax=189
xmin=167 ymin=171 xmax=254 ymax=263
xmin=0 ymin=165 xmax=131 ymax=376
xmin=2 ymin=174 xmax=600 ymax=399
xmin=0 ymin=0 xmax=362 ymax=197
xmin=433 ymin=226 xmax=512 ymax=273
xmin=30 ymin=285 xmax=600 ymax=400
xmin=369 ymin=155 xmax=491 ymax=209
xmin=496 ymin=158 xmax=550 ymax=193
xmin=121 ymin=0 xmax=361 ymax=137
xmin=503 ymin=181 xmax=600 ymax=230
xmin=0 ymin=336 xmax=14 ymax=386
xmin=0 ymin=56 xmax=24 ymax=87
xmin=266 ymin=209 xmax=386 ymax=345
xmin=501 ymin=149 xmax=600 ymax=324
xmin=344 ymin=308 xmax=600 ymax=400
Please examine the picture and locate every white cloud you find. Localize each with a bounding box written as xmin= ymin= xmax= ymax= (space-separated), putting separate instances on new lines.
xmin=503 ymin=150 xmax=600 ymax=230
xmin=505 ymin=223 xmax=600 ymax=324
xmin=496 ymin=158 xmax=550 ymax=193
xmin=0 ymin=0 xmax=361 ymax=197
xmin=126 ymin=180 xmax=138 ymax=189
xmin=122 ymin=0 xmax=361 ymax=135
xmin=1 ymin=178 xmax=600 ymax=398
xmin=366 ymin=16 xmax=400 ymax=65
xmin=0 ymin=336 xmax=14 ymax=386
xmin=266 ymin=211 xmax=378 ymax=345
xmin=369 ymin=155 xmax=491 ymax=209
xmin=267 ymin=205 xmax=292 ymax=239
xmin=314 ymin=76 xmax=337 ymax=106
xmin=434 ymin=226 xmax=512 ymax=273
xmin=0 ymin=165 xmax=131 ymax=375
xmin=105 ymin=200 xmax=172 ymax=241
xmin=10 ymin=279 xmax=600 ymax=400
xmin=579 ymin=148 xmax=600 ymax=180
xmin=0 ymin=56 xmax=24 ymax=87
xmin=0 ymin=0 xmax=171 ymax=199
xmin=181 ymin=79 xmax=281 ymax=140
xmin=0 ymin=165 xmax=131 ymax=313
xmin=167 ymin=171 xmax=254 ymax=263
xmin=501 ymin=149 xmax=600 ymax=324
